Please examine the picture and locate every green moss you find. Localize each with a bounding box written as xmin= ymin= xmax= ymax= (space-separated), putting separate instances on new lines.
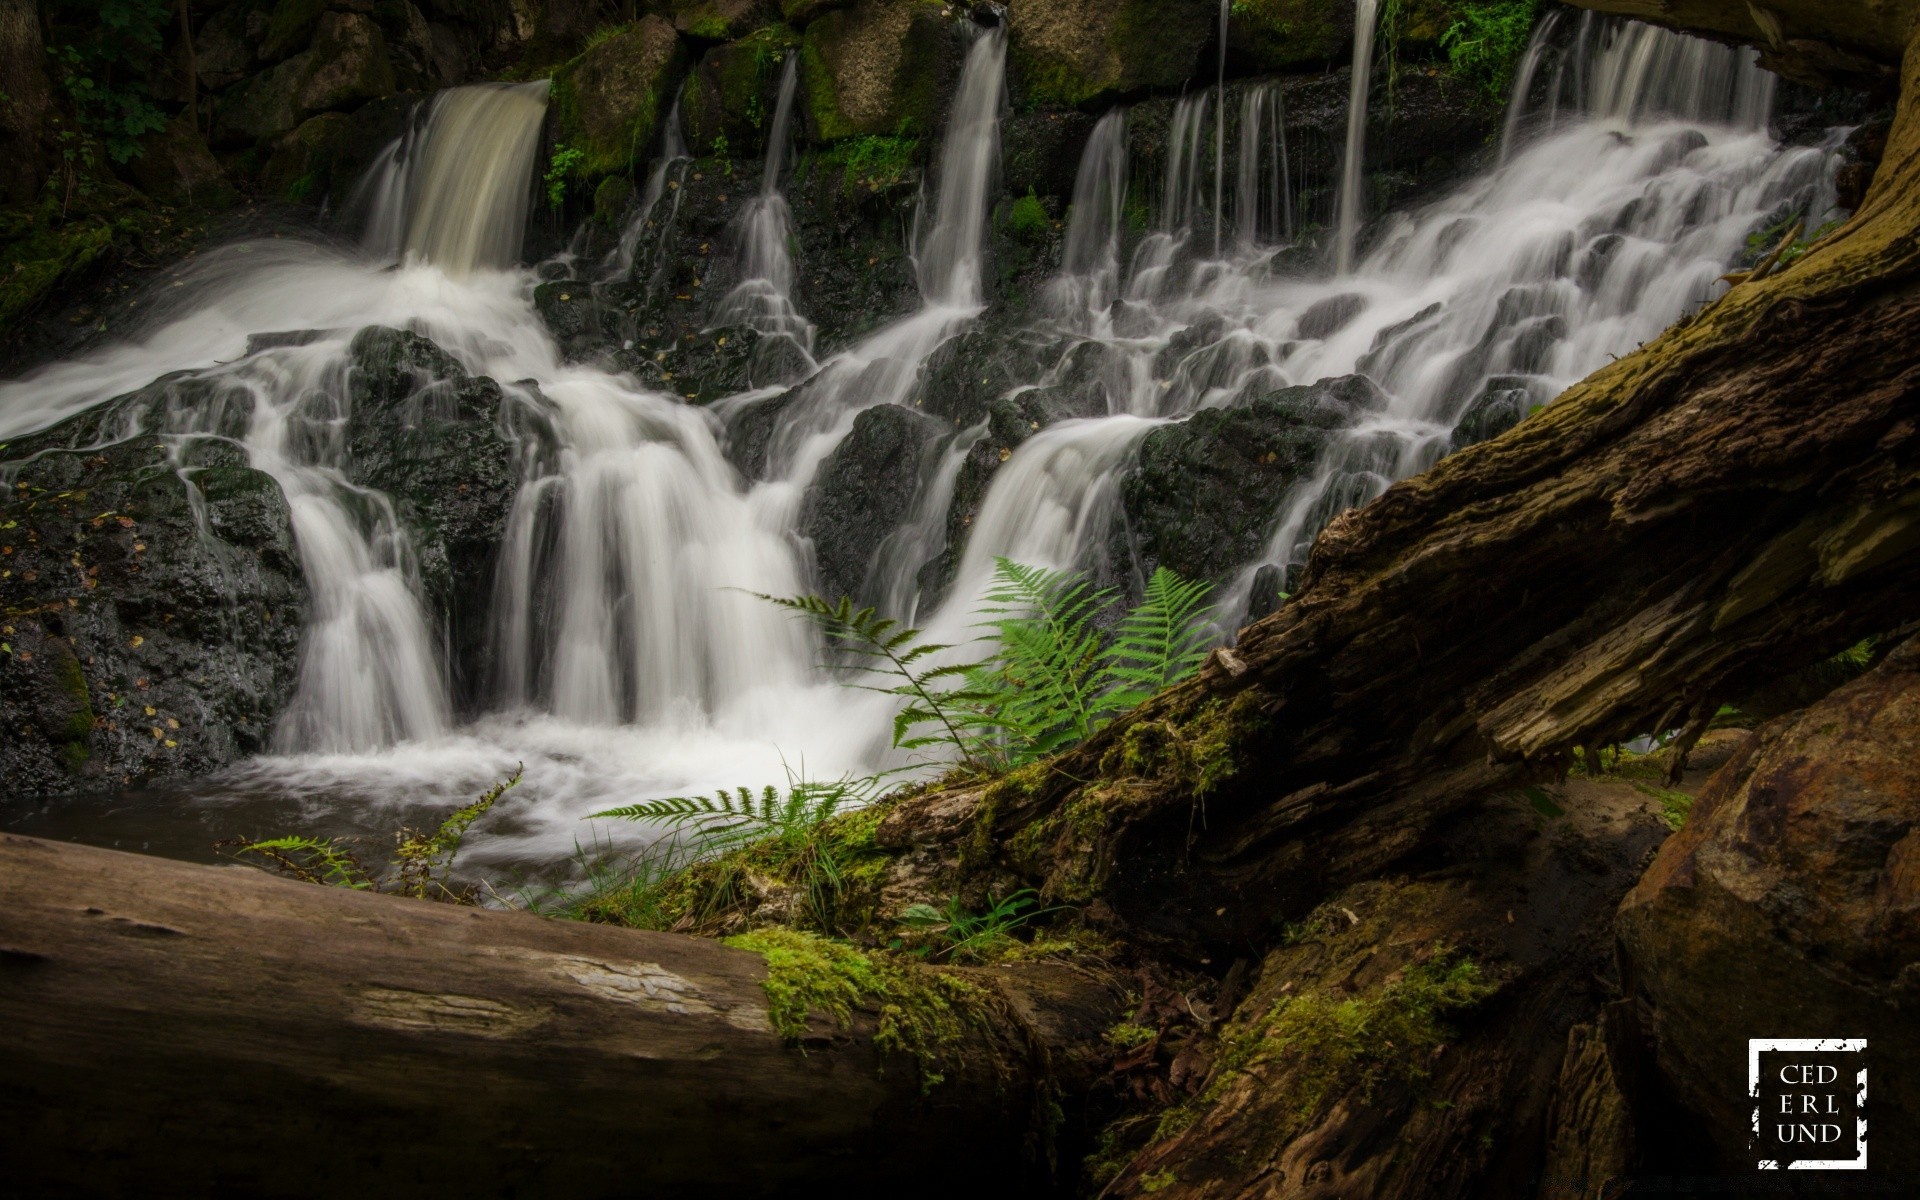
xmin=1009 ymin=189 xmax=1050 ymax=240
xmin=0 ymin=214 xmax=119 ymax=334
xmin=1106 ymin=1021 xmax=1157 ymax=1049
xmin=593 ymin=175 xmax=634 ymax=227
xmin=1139 ymin=1169 xmax=1177 ymax=1194
xmin=47 ymin=637 xmax=94 ymax=772
xmin=1634 ymin=782 xmax=1695 ymax=831
xmin=1148 ymin=945 xmax=1498 ymax=1147
xmin=725 ymin=928 xmax=1001 ymax=1089
xmin=548 ymin=20 xmax=687 ymax=182
xmin=819 ymin=134 xmax=919 ymax=194
xmin=801 ymin=35 xmax=856 ymax=142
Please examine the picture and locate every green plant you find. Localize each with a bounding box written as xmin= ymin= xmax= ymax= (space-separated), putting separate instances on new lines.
xmin=545 ymin=144 xmax=585 ymax=209
xmin=1009 ymin=189 xmax=1050 ymax=240
xmin=588 ymin=770 xmax=895 ymax=932
xmin=710 ymin=132 xmax=731 ymax=159
xmin=895 ymin=888 xmax=1064 ymax=963
xmin=227 ymin=766 xmax=522 ymax=904
xmin=765 ymin=561 xmax=1216 ymax=772
xmin=49 ymin=0 xmax=171 ymax=164
xmin=1440 ymin=1 xmax=1542 ymax=100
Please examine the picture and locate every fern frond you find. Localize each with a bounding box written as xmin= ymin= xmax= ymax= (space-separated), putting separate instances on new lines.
xmin=1097 ymin=567 xmax=1214 ymax=715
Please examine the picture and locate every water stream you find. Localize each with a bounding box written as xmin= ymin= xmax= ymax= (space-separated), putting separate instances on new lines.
xmin=0 ymin=14 xmax=1848 ymax=877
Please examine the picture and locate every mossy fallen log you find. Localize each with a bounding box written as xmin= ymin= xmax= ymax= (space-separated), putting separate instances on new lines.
xmin=0 ymin=834 xmax=1119 ymax=1199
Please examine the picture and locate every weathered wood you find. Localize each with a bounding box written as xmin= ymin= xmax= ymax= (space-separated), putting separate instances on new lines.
xmin=0 ymin=834 xmax=1118 ymax=1198
xmin=878 ymin=22 xmax=1920 ymax=960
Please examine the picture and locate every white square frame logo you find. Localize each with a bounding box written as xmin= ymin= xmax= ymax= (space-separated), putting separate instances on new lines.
xmin=1749 ymin=1038 xmax=1867 ymax=1170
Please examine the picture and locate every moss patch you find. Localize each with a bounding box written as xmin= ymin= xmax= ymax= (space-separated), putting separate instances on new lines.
xmin=725 ymin=928 xmax=1003 ymax=1088
xmin=549 ymin=15 xmax=689 ymax=182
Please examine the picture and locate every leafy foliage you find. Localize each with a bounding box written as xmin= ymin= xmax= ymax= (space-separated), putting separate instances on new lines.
xmin=895 ymin=888 xmax=1065 ymax=963
xmin=546 ymin=145 xmax=585 ymax=208
xmin=1009 ymin=188 xmax=1050 ymax=239
xmin=1440 ymin=1 xmax=1542 ymax=99
xmin=49 ymin=0 xmax=172 ymax=164
xmin=590 ymin=771 xmax=884 ymax=861
xmin=765 ymin=560 xmax=1217 ymax=772
xmin=226 ymin=766 xmax=522 ymax=904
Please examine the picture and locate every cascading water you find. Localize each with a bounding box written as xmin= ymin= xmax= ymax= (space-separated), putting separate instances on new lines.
xmin=603 ymin=86 xmax=691 ymax=282
xmin=713 ymin=55 xmax=815 ymax=362
xmin=1334 ymin=0 xmax=1381 ymax=273
xmin=0 ymin=12 xmax=1856 ymax=878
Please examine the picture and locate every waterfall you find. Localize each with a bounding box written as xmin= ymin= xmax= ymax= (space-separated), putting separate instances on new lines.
xmin=1335 ymin=0 xmax=1380 ymax=273
xmin=1214 ymin=0 xmax=1230 ymax=256
xmin=1499 ymin=8 xmax=1565 ymax=162
xmin=604 ymin=86 xmax=690 ymax=280
xmin=361 ymin=82 xmax=551 ymax=275
xmin=713 ymin=55 xmax=815 ymax=360
xmin=0 ymin=15 xmax=1854 ymax=871
xmin=1045 ymin=109 xmax=1128 ymax=321
xmin=1235 ymin=82 xmax=1293 ymax=249
xmin=748 ymin=22 xmax=1006 ymax=500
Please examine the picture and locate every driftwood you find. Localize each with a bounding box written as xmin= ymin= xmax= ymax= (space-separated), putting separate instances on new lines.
xmin=0 ymin=834 xmax=1119 ymax=1198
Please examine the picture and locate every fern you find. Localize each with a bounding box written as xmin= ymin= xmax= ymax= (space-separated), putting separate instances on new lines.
xmin=757 ymin=592 xmax=996 ymax=768
xmin=1096 ymin=567 xmax=1215 ymax=716
xmin=393 ymin=765 xmax=523 ymax=901
xmin=968 ymin=558 xmax=1115 ymax=763
xmin=589 ymin=773 xmax=878 ymax=860
xmin=230 ymin=835 xmax=374 ymax=891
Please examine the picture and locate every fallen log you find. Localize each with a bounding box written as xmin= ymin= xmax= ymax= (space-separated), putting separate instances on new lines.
xmin=0 ymin=834 xmax=1119 ymax=1198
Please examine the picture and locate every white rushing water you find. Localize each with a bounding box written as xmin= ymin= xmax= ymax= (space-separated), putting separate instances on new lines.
xmin=0 ymin=14 xmax=1848 ymax=872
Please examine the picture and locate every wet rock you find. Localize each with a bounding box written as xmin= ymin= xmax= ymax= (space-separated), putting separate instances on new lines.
xmin=1003 ymin=0 xmax=1214 ymax=108
xmin=1296 ymin=292 xmax=1366 ymax=339
xmin=1245 ymin=562 xmax=1286 ymax=621
xmin=551 ymin=15 xmax=689 ymax=179
xmin=1614 ymin=640 xmax=1920 ymax=1172
xmin=801 ymin=0 xmax=965 ymax=141
xmin=800 ymin=402 xmax=944 ymax=602
xmin=1002 ymin=108 xmax=1096 ymax=203
xmin=343 ymin=327 xmax=531 ymax=697
xmin=1449 ymin=375 xmax=1533 ymax=450
xmin=1120 ymin=375 xmax=1384 ymax=585
xmin=0 ymin=389 xmax=306 ymax=795
xmin=127 ymin=116 xmax=238 ymax=210
xmin=685 ymin=26 xmax=802 ymax=159
xmin=1225 ymin=0 xmax=1353 ymax=73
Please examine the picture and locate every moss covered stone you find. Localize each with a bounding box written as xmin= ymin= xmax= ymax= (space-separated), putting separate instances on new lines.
xmin=1004 ymin=0 xmax=1215 ymax=108
xmin=801 ymin=0 xmax=956 ymax=142
xmin=673 ymin=0 xmax=779 ymax=42
xmin=550 ymin=15 xmax=690 ymax=181
xmin=684 ymin=24 xmax=802 ymax=157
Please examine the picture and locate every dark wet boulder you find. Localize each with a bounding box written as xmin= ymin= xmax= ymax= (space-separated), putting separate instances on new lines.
xmin=343 ymin=327 xmax=533 ymax=700
xmin=1003 ymin=0 xmax=1214 ymax=108
xmin=550 ymin=15 xmax=689 ymax=181
xmin=1613 ymin=639 xmax=1920 ymax=1172
xmin=801 ymin=0 xmax=965 ymax=142
xmin=1119 ymin=375 xmax=1384 ymax=585
xmin=1450 ymin=375 xmax=1534 ymax=449
xmin=0 ymin=392 xmax=306 ymax=795
xmin=799 ymin=402 xmax=943 ymax=603
xmin=1296 ymin=292 xmax=1366 ymax=339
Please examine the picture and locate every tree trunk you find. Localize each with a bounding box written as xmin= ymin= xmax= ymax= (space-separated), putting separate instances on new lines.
xmin=0 ymin=834 xmax=1120 ymax=1198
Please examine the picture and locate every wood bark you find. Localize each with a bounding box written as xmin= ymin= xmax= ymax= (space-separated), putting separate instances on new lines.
xmin=886 ymin=21 xmax=1920 ymax=960
xmin=0 ymin=834 xmax=1119 ymax=1198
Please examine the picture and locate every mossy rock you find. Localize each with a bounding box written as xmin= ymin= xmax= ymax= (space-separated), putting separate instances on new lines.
xmin=801 ymin=0 xmax=961 ymax=142
xmin=781 ymin=0 xmax=851 ymax=26
xmin=684 ymin=24 xmax=803 ymax=158
xmin=673 ymin=0 xmax=780 ymax=42
xmin=1224 ymin=0 xmax=1354 ymax=72
xmin=262 ymin=0 xmax=327 ymax=62
xmin=1003 ymin=0 xmax=1215 ymax=108
xmin=550 ymin=15 xmax=690 ymax=181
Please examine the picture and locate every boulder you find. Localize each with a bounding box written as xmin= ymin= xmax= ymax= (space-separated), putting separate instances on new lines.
xmin=551 ymin=14 xmax=690 ymax=179
xmin=342 ymin=327 xmax=532 ymax=696
xmin=685 ymin=25 xmax=802 ymax=159
xmin=126 ymin=116 xmax=238 ymax=210
xmin=262 ymin=0 xmax=327 ymax=63
xmin=1613 ymin=639 xmax=1920 ymax=1172
xmin=800 ymin=402 xmax=944 ymax=602
xmin=674 ymin=0 xmax=780 ymax=41
xmin=801 ymin=0 xmax=964 ymax=141
xmin=1225 ymin=0 xmax=1354 ymax=73
xmin=1003 ymin=0 xmax=1215 ymax=108
xmin=296 ymin=12 xmax=399 ymax=115
xmin=1449 ymin=375 xmax=1533 ymax=450
xmin=213 ymin=54 xmax=311 ymax=147
xmin=0 ymin=386 xmax=306 ymax=794
xmin=194 ymin=2 xmax=264 ymax=89
xmin=1119 ymin=375 xmax=1385 ymax=585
